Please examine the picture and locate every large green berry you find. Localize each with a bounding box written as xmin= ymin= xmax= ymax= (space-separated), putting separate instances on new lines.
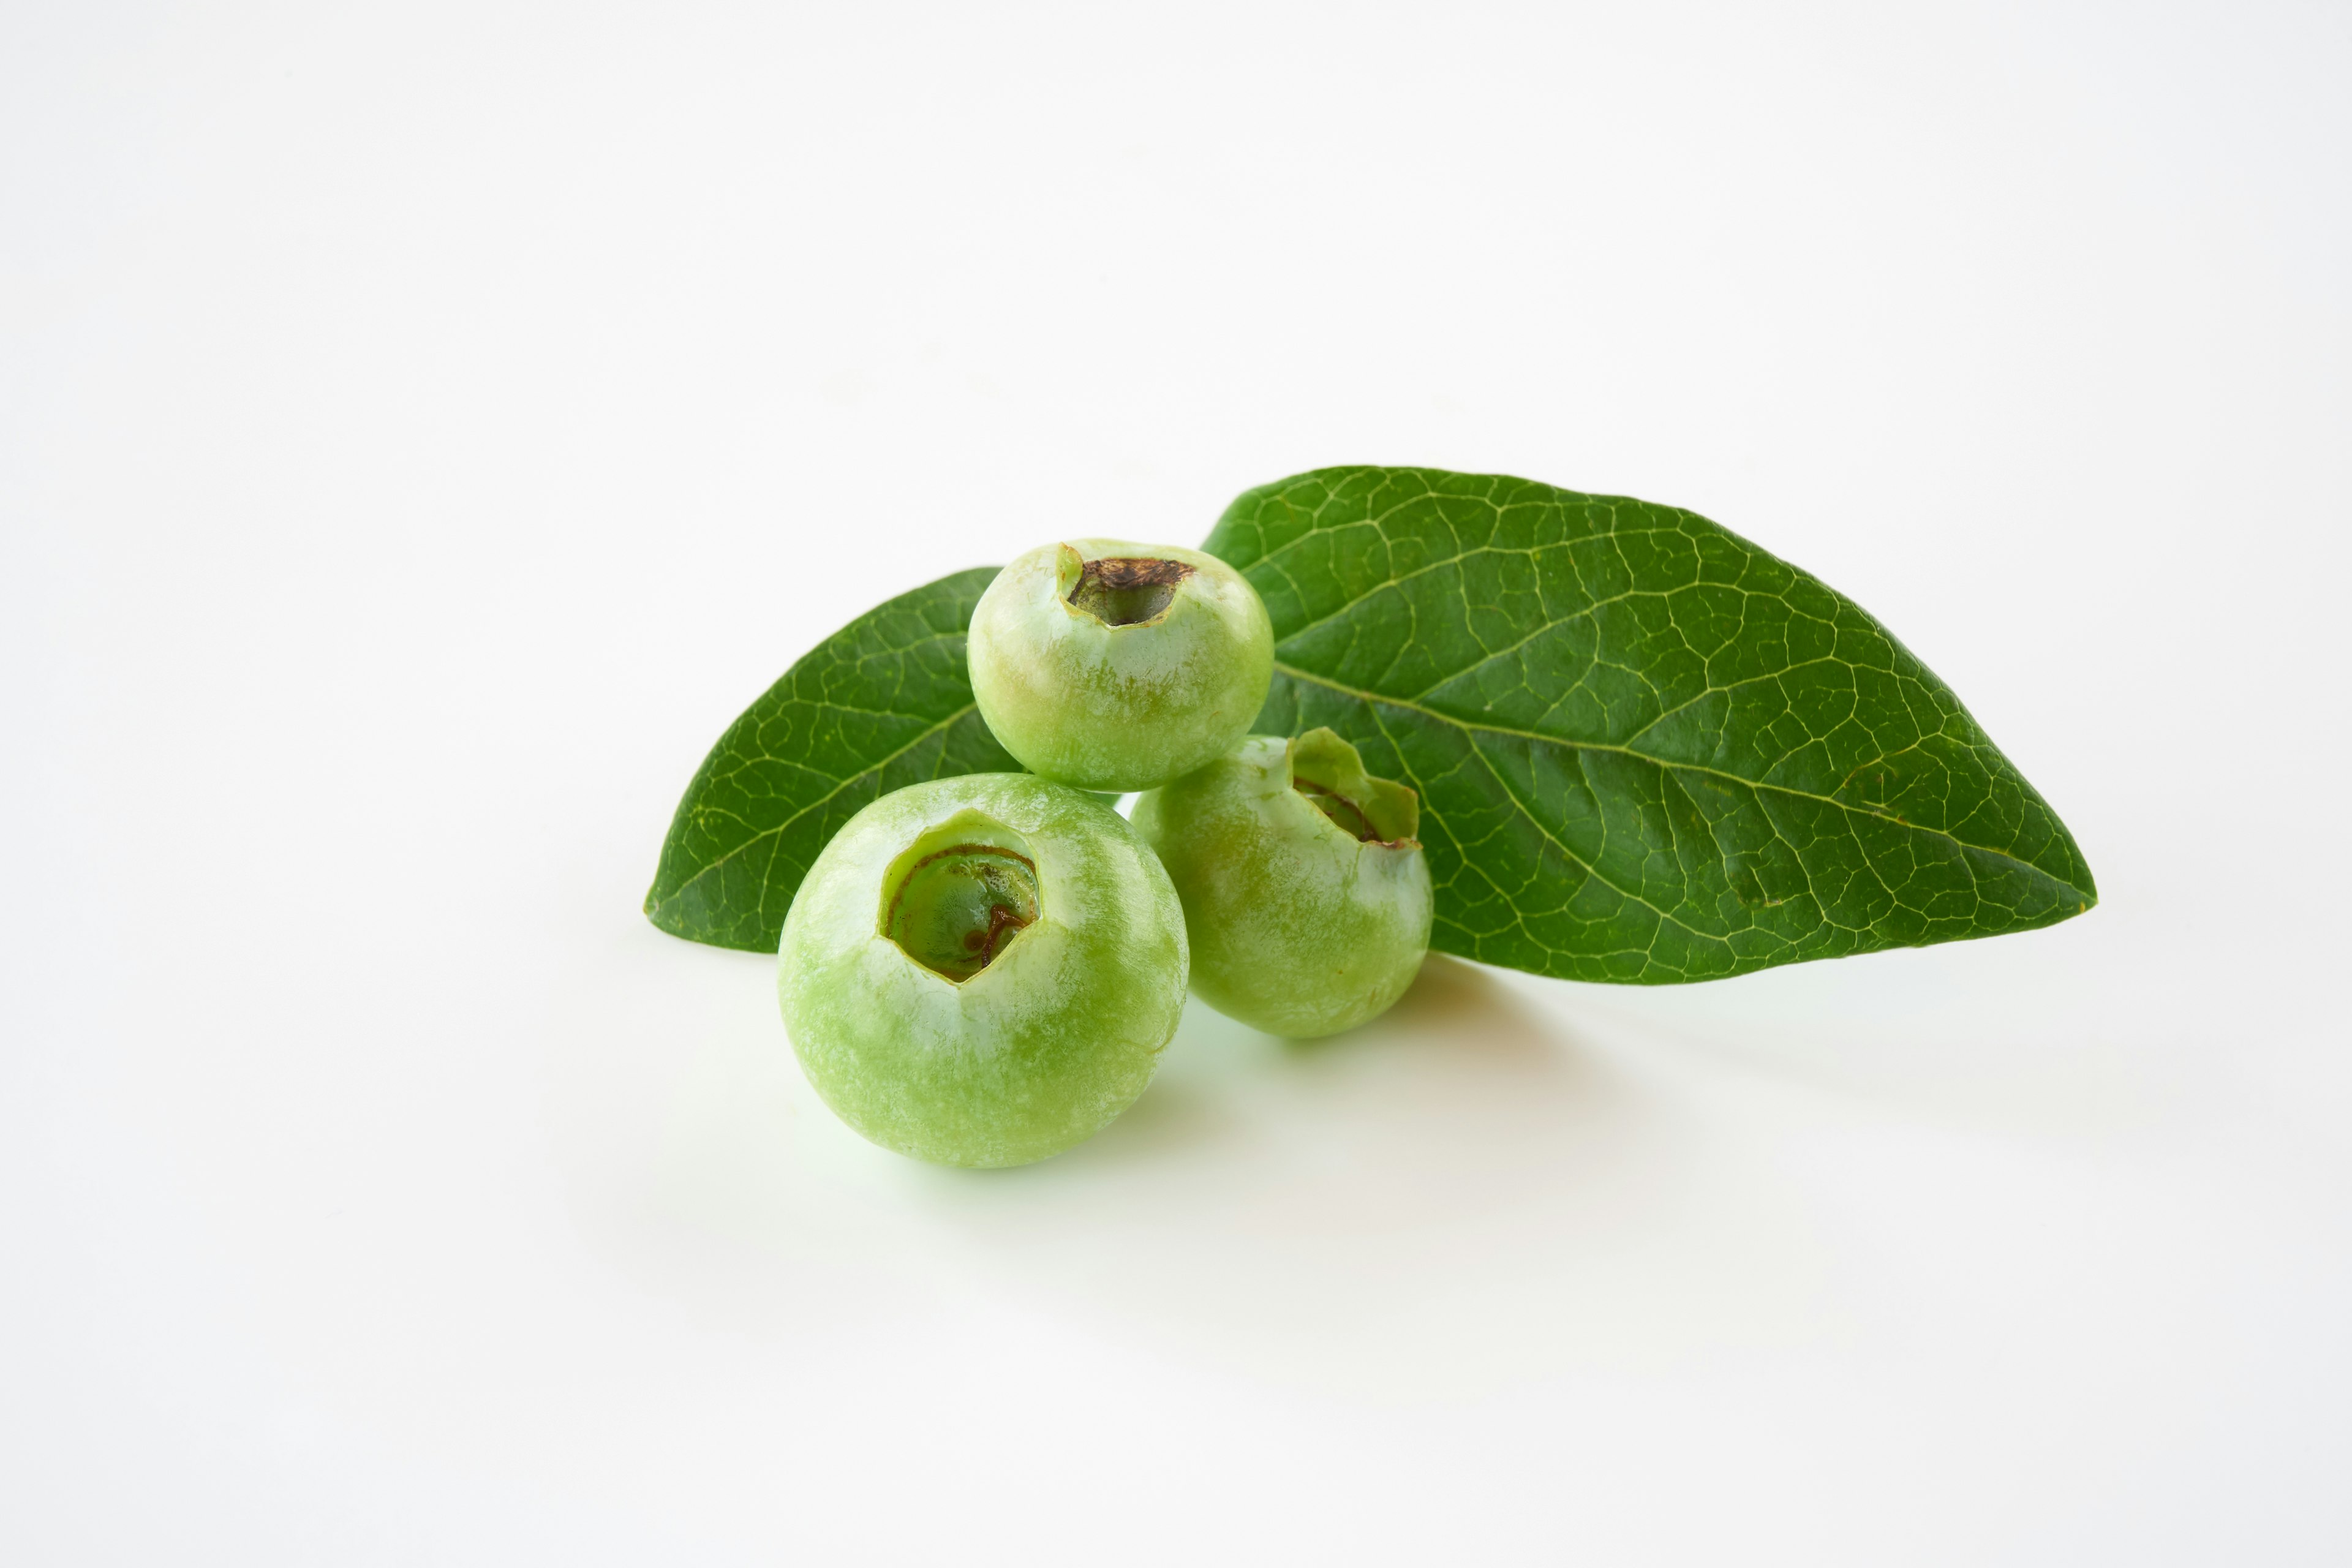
xmin=778 ymin=774 xmax=1188 ymax=1167
xmin=1134 ymin=729 xmax=1432 ymax=1039
xmin=967 ymin=539 xmax=1274 ymax=793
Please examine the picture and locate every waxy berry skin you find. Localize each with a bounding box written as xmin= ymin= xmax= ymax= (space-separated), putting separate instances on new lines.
xmin=1134 ymin=729 xmax=1433 ymax=1039
xmin=967 ymin=540 xmax=1273 ymax=794
xmin=778 ymin=774 xmax=1187 ymax=1167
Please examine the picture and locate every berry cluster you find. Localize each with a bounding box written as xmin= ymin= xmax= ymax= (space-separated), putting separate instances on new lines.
xmin=778 ymin=539 xmax=1433 ymax=1168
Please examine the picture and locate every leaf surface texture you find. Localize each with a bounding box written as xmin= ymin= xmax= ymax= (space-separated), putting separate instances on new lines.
xmin=1207 ymin=467 xmax=2095 ymax=983
xmin=644 ymin=567 xmax=1014 ymax=952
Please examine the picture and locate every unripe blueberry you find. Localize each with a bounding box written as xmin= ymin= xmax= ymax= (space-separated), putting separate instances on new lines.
xmin=967 ymin=540 xmax=1275 ymax=793
xmin=1133 ymin=729 xmax=1433 ymax=1039
xmin=778 ymin=774 xmax=1188 ymax=1167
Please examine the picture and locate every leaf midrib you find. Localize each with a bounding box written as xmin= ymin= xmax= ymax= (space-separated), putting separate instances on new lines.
xmin=1275 ymin=662 xmax=2092 ymax=902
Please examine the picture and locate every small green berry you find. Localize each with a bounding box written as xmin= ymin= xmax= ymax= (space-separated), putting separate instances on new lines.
xmin=1134 ymin=729 xmax=1433 ymax=1038
xmin=967 ymin=540 xmax=1274 ymax=793
xmin=778 ymin=774 xmax=1188 ymax=1167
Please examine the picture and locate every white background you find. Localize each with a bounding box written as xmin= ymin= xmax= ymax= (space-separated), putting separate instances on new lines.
xmin=6 ymin=2 xmax=2348 ymax=1562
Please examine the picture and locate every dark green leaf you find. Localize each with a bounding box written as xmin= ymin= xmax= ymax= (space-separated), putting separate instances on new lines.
xmin=644 ymin=567 xmax=1015 ymax=953
xmin=1207 ymin=467 xmax=2095 ymax=984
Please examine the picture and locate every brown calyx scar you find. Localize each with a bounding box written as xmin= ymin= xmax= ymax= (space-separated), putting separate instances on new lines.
xmin=1068 ymin=557 xmax=1195 ymax=627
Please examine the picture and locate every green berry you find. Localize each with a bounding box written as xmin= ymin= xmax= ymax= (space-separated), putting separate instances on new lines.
xmin=1134 ymin=729 xmax=1432 ymax=1039
xmin=967 ymin=540 xmax=1274 ymax=793
xmin=778 ymin=774 xmax=1188 ymax=1167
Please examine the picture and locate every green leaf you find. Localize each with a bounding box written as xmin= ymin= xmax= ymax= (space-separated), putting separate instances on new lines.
xmin=644 ymin=567 xmax=1016 ymax=953
xmin=1206 ymin=467 xmax=2095 ymax=984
